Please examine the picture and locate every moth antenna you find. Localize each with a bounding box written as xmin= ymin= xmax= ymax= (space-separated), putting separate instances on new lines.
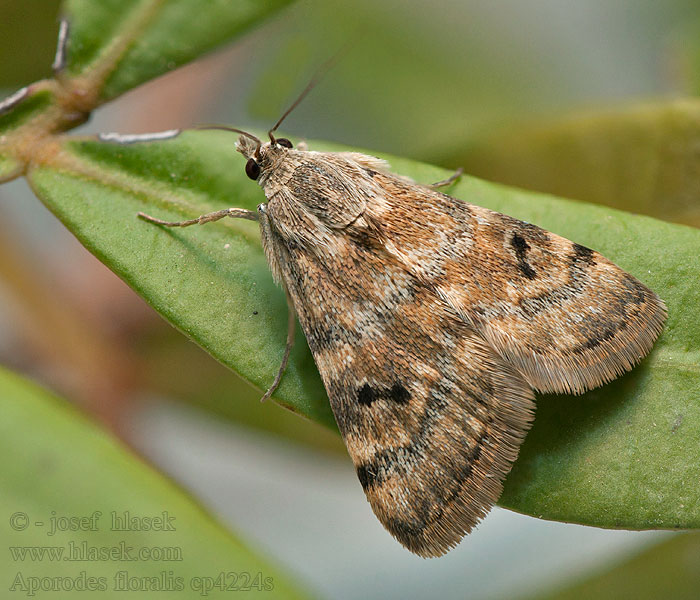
xmin=196 ymin=125 xmax=262 ymax=158
xmin=268 ymin=39 xmax=355 ymax=143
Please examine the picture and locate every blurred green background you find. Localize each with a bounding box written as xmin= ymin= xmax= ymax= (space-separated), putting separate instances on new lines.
xmin=1 ymin=1 xmax=698 ymax=598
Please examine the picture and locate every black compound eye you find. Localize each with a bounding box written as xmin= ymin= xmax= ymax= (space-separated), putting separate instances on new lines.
xmin=245 ymin=157 xmax=261 ymax=180
xmin=276 ymin=138 xmax=293 ymax=148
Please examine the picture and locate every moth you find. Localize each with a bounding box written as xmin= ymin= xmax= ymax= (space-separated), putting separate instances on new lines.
xmin=139 ymin=106 xmax=666 ymax=558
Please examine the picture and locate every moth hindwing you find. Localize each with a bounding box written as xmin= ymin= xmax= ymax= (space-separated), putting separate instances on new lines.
xmin=140 ymin=135 xmax=666 ymax=557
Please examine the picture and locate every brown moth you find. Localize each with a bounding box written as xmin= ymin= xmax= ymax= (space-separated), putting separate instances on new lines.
xmin=140 ymin=121 xmax=666 ymax=558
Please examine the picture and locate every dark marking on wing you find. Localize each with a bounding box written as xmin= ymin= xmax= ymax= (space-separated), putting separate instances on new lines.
xmin=389 ymin=382 xmax=410 ymax=404
xmin=572 ymin=243 xmax=595 ymax=265
xmin=516 ymin=245 xmax=595 ymax=318
xmin=356 ymin=463 xmax=377 ymax=491
xmin=354 ymin=388 xmax=458 ymax=493
xmin=573 ymin=322 xmax=622 ymax=353
xmin=357 ymin=383 xmax=377 ymax=406
xmin=307 ymin=321 xmax=344 ymax=353
xmin=621 ymin=273 xmax=648 ymax=305
xmin=510 ymin=233 xmax=537 ymax=280
xmin=383 ymin=432 xmax=487 ymax=536
xmin=357 ymin=382 xmax=411 ymax=407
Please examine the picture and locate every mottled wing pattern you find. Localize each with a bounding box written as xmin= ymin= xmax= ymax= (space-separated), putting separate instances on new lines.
xmin=262 ymin=194 xmax=535 ymax=556
xmin=258 ymin=149 xmax=665 ymax=556
xmin=363 ymin=171 xmax=667 ymax=395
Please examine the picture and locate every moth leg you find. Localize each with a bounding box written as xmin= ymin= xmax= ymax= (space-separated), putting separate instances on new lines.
xmin=261 ymin=291 xmax=296 ymax=402
xmin=138 ymin=207 xmax=258 ymax=227
xmin=430 ymin=167 xmax=463 ymax=189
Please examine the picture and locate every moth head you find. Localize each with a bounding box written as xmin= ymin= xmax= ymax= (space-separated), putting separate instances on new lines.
xmin=235 ymin=135 xmax=294 ymax=184
xmin=203 ymin=48 xmax=343 ymax=185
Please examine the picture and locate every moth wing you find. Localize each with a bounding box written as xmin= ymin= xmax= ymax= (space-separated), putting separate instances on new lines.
xmin=367 ymin=171 xmax=667 ymax=395
xmin=264 ymin=207 xmax=535 ymax=557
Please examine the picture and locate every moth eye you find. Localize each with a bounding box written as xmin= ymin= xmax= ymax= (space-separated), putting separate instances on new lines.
xmin=276 ymin=138 xmax=293 ymax=148
xmin=245 ymin=158 xmax=261 ymax=180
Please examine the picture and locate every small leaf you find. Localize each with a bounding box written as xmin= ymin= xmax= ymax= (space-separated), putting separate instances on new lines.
xmin=61 ymin=0 xmax=294 ymax=103
xmin=26 ymin=131 xmax=700 ymax=530
xmin=0 ymin=365 xmax=310 ymax=599
xmin=445 ymin=99 xmax=700 ymax=228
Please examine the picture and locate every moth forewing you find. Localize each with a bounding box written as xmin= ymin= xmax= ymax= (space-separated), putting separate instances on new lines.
xmin=141 ymin=134 xmax=666 ymax=557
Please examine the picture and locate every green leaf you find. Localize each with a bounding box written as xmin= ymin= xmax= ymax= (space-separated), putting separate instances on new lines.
xmin=527 ymin=532 xmax=700 ymax=600
xmin=0 ymin=365 xmax=310 ymax=599
xmin=62 ymin=0 xmax=293 ymax=102
xmin=445 ymin=99 xmax=700 ymax=228
xmin=0 ymin=88 xmax=54 ymax=132
xmin=26 ymin=131 xmax=700 ymax=530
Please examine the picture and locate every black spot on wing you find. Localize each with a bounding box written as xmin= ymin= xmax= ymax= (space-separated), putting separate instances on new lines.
xmin=511 ymin=233 xmax=529 ymax=254
xmin=516 ymin=257 xmax=537 ymax=280
xmin=510 ymin=233 xmax=537 ymax=280
xmin=389 ymin=383 xmax=410 ymax=404
xmin=357 ymin=382 xmax=411 ymax=406
xmin=356 ymin=463 xmax=378 ymax=490
xmin=571 ymin=243 xmax=595 ymax=265
xmin=357 ymin=383 xmax=377 ymax=406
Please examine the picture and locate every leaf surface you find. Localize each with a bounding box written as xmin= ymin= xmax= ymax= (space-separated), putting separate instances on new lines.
xmin=0 ymin=365 xmax=310 ymax=599
xmin=62 ymin=0 xmax=292 ymax=102
xmin=448 ymin=99 xmax=700 ymax=228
